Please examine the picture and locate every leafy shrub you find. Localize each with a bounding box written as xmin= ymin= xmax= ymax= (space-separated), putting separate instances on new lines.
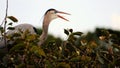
xmin=0 ymin=16 xmax=120 ymax=68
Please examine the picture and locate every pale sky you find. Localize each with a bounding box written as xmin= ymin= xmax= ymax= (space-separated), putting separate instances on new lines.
xmin=0 ymin=0 xmax=120 ymax=39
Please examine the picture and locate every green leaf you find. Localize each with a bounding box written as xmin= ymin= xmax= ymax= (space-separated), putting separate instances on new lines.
xmin=70 ymin=56 xmax=81 ymax=62
xmin=26 ymin=34 xmax=36 ymax=41
xmin=69 ymin=29 xmax=73 ymax=33
xmin=0 ymin=26 xmax=3 ymax=30
xmin=9 ymin=44 xmax=25 ymax=53
xmin=12 ymin=33 xmax=21 ymax=37
xmin=64 ymin=29 xmax=69 ymax=35
xmin=7 ymin=16 xmax=18 ymax=22
xmin=8 ymin=22 xmax=13 ymax=26
xmin=97 ymin=54 xmax=104 ymax=64
xmin=45 ymin=60 xmax=53 ymax=68
xmin=30 ymin=46 xmax=46 ymax=57
xmin=56 ymin=62 xmax=71 ymax=68
xmin=72 ymin=32 xmax=83 ymax=36
xmin=17 ymin=64 xmax=26 ymax=68
xmin=7 ymin=27 xmax=15 ymax=30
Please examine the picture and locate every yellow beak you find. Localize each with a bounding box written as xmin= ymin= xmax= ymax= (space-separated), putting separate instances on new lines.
xmin=57 ymin=11 xmax=70 ymax=21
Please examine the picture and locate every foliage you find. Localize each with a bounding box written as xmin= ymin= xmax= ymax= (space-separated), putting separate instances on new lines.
xmin=0 ymin=16 xmax=120 ymax=68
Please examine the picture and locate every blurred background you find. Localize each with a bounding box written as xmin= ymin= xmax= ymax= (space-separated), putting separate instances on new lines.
xmin=0 ymin=0 xmax=120 ymax=39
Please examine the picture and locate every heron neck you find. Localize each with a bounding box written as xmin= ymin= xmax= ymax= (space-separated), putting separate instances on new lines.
xmin=38 ymin=17 xmax=51 ymax=46
xmin=42 ymin=17 xmax=51 ymax=35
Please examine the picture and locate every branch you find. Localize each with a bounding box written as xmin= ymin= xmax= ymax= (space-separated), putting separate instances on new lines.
xmin=3 ymin=0 xmax=9 ymax=50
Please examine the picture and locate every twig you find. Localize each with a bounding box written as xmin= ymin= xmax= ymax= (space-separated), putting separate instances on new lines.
xmin=3 ymin=0 xmax=9 ymax=51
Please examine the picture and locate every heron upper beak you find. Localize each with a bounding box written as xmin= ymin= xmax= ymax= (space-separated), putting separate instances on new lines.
xmin=56 ymin=11 xmax=70 ymax=21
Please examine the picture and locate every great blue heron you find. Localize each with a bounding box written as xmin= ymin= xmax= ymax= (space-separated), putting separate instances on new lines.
xmin=0 ymin=8 xmax=70 ymax=48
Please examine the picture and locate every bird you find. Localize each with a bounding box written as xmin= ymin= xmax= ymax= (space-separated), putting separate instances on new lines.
xmin=0 ymin=8 xmax=70 ymax=48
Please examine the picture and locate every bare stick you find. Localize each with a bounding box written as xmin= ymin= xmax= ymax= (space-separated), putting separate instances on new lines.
xmin=3 ymin=0 xmax=8 ymax=50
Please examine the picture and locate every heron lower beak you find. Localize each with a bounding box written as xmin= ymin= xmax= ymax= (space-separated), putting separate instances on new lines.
xmin=57 ymin=11 xmax=70 ymax=21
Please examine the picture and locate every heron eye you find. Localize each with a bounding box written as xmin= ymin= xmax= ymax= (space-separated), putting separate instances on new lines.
xmin=55 ymin=11 xmax=58 ymax=13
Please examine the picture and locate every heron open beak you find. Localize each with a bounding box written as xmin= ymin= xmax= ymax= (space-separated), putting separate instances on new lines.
xmin=57 ymin=11 xmax=70 ymax=21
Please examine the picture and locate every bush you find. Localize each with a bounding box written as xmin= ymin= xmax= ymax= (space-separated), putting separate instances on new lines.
xmin=0 ymin=27 xmax=120 ymax=68
xmin=0 ymin=16 xmax=120 ymax=68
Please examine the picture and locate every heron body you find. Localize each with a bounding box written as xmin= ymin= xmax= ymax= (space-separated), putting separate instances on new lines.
xmin=6 ymin=24 xmax=37 ymax=35
xmin=0 ymin=8 xmax=70 ymax=48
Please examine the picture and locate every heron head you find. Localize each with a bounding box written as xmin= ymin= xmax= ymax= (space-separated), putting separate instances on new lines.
xmin=45 ymin=8 xmax=70 ymax=21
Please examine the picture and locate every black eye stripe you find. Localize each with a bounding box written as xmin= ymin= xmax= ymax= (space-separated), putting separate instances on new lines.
xmin=45 ymin=8 xmax=57 ymax=15
xmin=55 ymin=10 xmax=58 ymax=13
